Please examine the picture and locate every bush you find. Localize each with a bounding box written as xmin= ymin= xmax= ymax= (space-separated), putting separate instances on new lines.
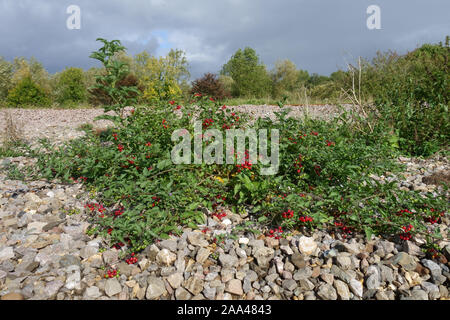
xmin=7 ymin=76 xmax=50 ymax=107
xmin=56 ymin=67 xmax=86 ymax=104
xmin=88 ymin=73 xmax=142 ymax=107
xmin=191 ymin=73 xmax=230 ymax=101
xmin=357 ymin=37 xmax=450 ymax=156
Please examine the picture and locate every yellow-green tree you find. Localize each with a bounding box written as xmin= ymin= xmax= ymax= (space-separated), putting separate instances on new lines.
xmin=133 ymin=49 xmax=189 ymax=104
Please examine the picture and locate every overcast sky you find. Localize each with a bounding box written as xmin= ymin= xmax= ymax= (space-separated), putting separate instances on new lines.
xmin=0 ymin=0 xmax=448 ymax=79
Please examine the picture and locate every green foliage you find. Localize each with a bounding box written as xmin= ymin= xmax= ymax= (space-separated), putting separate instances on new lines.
xmin=7 ymin=76 xmax=51 ymax=107
xmin=356 ymin=36 xmax=450 ymax=156
xmin=55 ymin=67 xmax=86 ymax=104
xmin=133 ymin=49 xmax=189 ymax=104
xmin=35 ymin=91 xmax=447 ymax=254
xmin=221 ymin=47 xmax=271 ymax=98
xmin=89 ymin=38 xmax=140 ymax=123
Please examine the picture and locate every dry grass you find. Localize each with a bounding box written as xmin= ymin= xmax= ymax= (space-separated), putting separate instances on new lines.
xmin=1 ymin=110 xmax=25 ymax=147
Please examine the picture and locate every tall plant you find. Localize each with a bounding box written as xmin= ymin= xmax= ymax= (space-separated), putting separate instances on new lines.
xmin=89 ymin=38 xmax=140 ymax=124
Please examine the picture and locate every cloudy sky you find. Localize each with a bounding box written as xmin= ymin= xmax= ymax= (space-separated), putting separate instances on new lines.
xmin=0 ymin=0 xmax=448 ymax=79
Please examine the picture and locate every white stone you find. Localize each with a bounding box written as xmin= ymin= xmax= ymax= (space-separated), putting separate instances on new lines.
xmin=298 ymin=236 xmax=318 ymax=255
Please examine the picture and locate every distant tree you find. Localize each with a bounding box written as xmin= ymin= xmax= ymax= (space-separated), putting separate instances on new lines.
xmin=271 ymin=59 xmax=301 ymax=96
xmin=191 ymin=73 xmax=230 ymax=100
xmin=307 ymin=73 xmax=330 ymax=87
xmin=55 ymin=67 xmax=86 ymax=104
xmin=133 ymin=49 xmax=190 ymax=103
xmin=221 ymin=47 xmax=271 ymax=98
xmin=7 ymin=76 xmax=50 ymax=107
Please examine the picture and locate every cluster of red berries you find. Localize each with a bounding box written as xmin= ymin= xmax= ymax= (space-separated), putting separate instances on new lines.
xmin=426 ymin=248 xmax=440 ymax=259
xmin=397 ymin=209 xmax=413 ymax=217
xmin=236 ymin=150 xmax=252 ymax=173
xmin=105 ymin=269 xmax=119 ymax=278
xmin=326 ymin=140 xmax=335 ymax=147
xmin=125 ymin=253 xmax=138 ymax=265
xmin=169 ymin=100 xmax=175 ymax=105
xmin=311 ymin=131 xmax=319 ymax=136
xmin=424 ymin=216 xmax=440 ymax=224
xmin=112 ymin=133 xmax=118 ymax=140
xmin=114 ymin=207 xmax=124 ymax=218
xmin=71 ymin=176 xmax=88 ymax=183
xmin=399 ymin=224 xmax=413 ymax=241
xmin=314 ymin=165 xmax=321 ymax=176
xmin=162 ymin=119 xmax=168 ymax=129
xmin=202 ymin=118 xmax=214 ymax=129
xmin=118 ymin=144 xmax=124 ymax=152
xmin=212 ymin=211 xmax=227 ymax=221
xmin=194 ymin=93 xmax=202 ymax=97
xmin=85 ymin=202 xmax=106 ymax=213
xmin=288 ymin=137 xmax=297 ymax=144
xmin=282 ymin=209 xmax=294 ymax=219
xmin=293 ymin=154 xmax=303 ymax=174
xmin=334 ymin=221 xmax=353 ymax=238
xmin=151 ymin=196 xmax=161 ymax=207
xmin=201 ymin=227 xmax=209 ymax=233
xmin=267 ymin=226 xmax=283 ymax=239
xmin=299 ymin=215 xmax=314 ymax=223
xmin=113 ymin=242 xmax=125 ymax=250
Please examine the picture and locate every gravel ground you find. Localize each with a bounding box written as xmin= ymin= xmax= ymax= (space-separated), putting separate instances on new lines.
xmin=1 ymin=104 xmax=349 ymax=147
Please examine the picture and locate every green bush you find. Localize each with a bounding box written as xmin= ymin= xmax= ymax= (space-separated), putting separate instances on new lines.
xmin=7 ymin=76 xmax=50 ymax=107
xmin=358 ymin=37 xmax=449 ymax=156
xmin=56 ymin=67 xmax=86 ymax=104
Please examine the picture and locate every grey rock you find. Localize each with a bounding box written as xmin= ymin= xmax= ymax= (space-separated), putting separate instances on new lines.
xmin=349 ymin=279 xmax=363 ymax=297
xmin=366 ymin=274 xmax=381 ymax=290
xmin=196 ymin=248 xmax=210 ymax=264
xmin=44 ymin=280 xmax=64 ymax=299
xmin=146 ymin=276 xmax=167 ymax=299
xmin=253 ymin=247 xmax=274 ymax=269
xmin=105 ymin=278 xmax=122 ymax=297
xmin=218 ymin=253 xmax=238 ymax=268
xmin=187 ymin=232 xmax=209 ymax=247
xmin=403 ymin=241 xmax=425 ymax=257
xmin=401 ymin=289 xmax=428 ymax=300
xmin=291 ymin=253 xmax=306 ymax=269
xmin=421 ymin=282 xmax=440 ymax=300
xmin=317 ymin=283 xmax=337 ymax=300
xmin=421 ymin=259 xmax=446 ymax=284
xmin=299 ymin=278 xmax=315 ymax=291
xmin=0 ymin=247 xmax=14 ymax=262
xmin=65 ymin=265 xmax=81 ymax=290
xmin=392 ymin=252 xmax=417 ymax=271
xmin=380 ymin=265 xmax=394 ymax=283
xmin=185 ymin=275 xmax=204 ymax=296
xmin=282 ymin=279 xmax=297 ymax=291
xmin=156 ymin=249 xmax=177 ymax=266
xmin=334 ymin=280 xmax=351 ymax=300
xmin=159 ymin=239 xmax=178 ymax=252
xmin=84 ymin=286 xmax=101 ymax=299
xmin=80 ymin=246 xmax=98 ymax=259
xmin=335 ymin=254 xmax=352 ymax=270
xmin=167 ymin=272 xmax=183 ymax=289
xmin=203 ymin=286 xmax=216 ymax=300
xmin=293 ymin=266 xmax=313 ymax=280
xmin=59 ymin=255 xmax=81 ymax=268
xmin=245 ymin=270 xmax=258 ymax=283
xmin=175 ymin=287 xmax=192 ymax=300
xmin=330 ymin=265 xmax=353 ymax=284
xmin=225 ymin=279 xmax=243 ymax=296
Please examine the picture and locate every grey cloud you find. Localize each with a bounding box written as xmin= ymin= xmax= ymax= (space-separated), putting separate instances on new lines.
xmin=0 ymin=0 xmax=448 ymax=79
